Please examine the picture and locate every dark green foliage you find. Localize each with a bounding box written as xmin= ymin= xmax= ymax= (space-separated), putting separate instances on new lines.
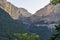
xmin=50 ymin=0 xmax=60 ymax=5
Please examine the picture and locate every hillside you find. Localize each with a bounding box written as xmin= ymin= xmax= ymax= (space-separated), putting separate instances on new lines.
xmin=0 ymin=8 xmax=25 ymax=40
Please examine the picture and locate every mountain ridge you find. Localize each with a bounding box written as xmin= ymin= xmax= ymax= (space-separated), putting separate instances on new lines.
xmin=30 ymin=4 xmax=60 ymax=23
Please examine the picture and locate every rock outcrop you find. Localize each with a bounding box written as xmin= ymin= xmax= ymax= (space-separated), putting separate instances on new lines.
xmin=6 ymin=2 xmax=20 ymax=19
xmin=20 ymin=8 xmax=32 ymax=17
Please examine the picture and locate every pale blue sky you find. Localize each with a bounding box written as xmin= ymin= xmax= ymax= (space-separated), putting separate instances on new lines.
xmin=7 ymin=0 xmax=50 ymax=14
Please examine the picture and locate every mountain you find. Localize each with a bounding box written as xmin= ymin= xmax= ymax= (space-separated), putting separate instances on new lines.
xmin=30 ymin=4 xmax=60 ymax=23
xmin=1 ymin=0 xmax=60 ymax=23
xmin=0 ymin=0 xmax=32 ymax=20
xmin=0 ymin=0 xmax=59 ymax=40
xmin=16 ymin=8 xmax=32 ymax=25
xmin=42 ymin=4 xmax=60 ymax=22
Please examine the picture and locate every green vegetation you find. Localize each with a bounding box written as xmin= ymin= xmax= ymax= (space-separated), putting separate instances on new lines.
xmin=14 ymin=33 xmax=40 ymax=40
xmin=50 ymin=0 xmax=60 ymax=5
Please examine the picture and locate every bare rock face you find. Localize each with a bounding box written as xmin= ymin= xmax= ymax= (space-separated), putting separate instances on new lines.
xmin=20 ymin=8 xmax=32 ymax=17
xmin=0 ymin=0 xmax=7 ymax=9
xmin=34 ymin=5 xmax=52 ymax=16
xmin=0 ymin=0 xmax=32 ymax=20
xmin=31 ymin=4 xmax=60 ymax=22
xmin=34 ymin=4 xmax=58 ymax=17
xmin=42 ymin=4 xmax=60 ymax=22
xmin=6 ymin=2 xmax=20 ymax=20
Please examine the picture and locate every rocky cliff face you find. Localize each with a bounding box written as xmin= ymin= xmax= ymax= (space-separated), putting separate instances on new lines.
xmin=0 ymin=0 xmax=32 ymax=20
xmin=42 ymin=4 xmax=60 ymax=22
xmin=31 ymin=4 xmax=60 ymax=22
xmin=0 ymin=0 xmax=7 ymax=9
xmin=34 ymin=4 xmax=52 ymax=16
xmin=0 ymin=0 xmax=20 ymax=19
xmin=6 ymin=2 xmax=20 ymax=19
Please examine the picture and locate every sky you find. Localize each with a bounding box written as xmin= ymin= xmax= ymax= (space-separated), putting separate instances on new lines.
xmin=7 ymin=0 xmax=50 ymax=14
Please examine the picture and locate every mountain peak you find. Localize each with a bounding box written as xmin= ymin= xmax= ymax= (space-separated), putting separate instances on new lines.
xmin=20 ymin=8 xmax=32 ymax=17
